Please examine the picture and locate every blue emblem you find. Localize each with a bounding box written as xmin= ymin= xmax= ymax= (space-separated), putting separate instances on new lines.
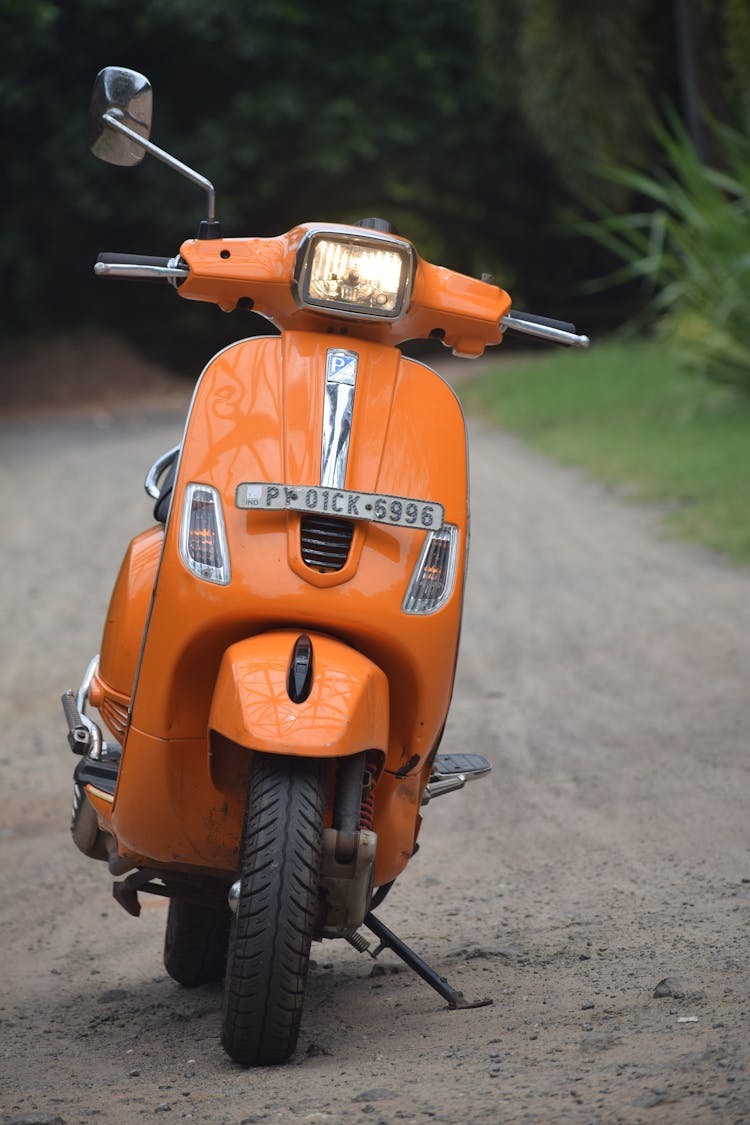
xmin=326 ymin=348 xmax=359 ymax=386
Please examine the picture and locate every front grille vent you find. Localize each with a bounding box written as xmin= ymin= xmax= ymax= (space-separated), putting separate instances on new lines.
xmin=100 ymin=695 xmax=130 ymax=741
xmin=300 ymin=516 xmax=354 ymax=572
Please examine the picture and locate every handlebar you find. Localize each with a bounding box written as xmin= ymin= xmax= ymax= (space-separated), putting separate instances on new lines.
xmin=501 ymin=309 xmax=589 ymax=349
xmin=94 ymin=252 xmax=188 ymax=284
xmin=93 ymin=248 xmax=589 ymax=349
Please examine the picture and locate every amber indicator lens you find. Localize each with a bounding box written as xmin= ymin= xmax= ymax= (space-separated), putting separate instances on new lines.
xmin=402 ymin=524 xmax=458 ymax=614
xmin=179 ymin=483 xmax=231 ymax=585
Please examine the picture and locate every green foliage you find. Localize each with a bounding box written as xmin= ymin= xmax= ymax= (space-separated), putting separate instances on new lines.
xmin=712 ymin=0 xmax=750 ymax=128
xmin=4 ymin=0 xmax=748 ymax=366
xmin=478 ymin=0 xmax=750 ymax=199
xmin=517 ymin=0 xmax=655 ymax=196
xmin=582 ymin=112 xmax=750 ymax=391
xmin=461 ymin=338 xmax=750 ymax=562
xmin=1 ymin=0 xmax=569 ymax=362
xmin=476 ymin=0 xmax=681 ymax=202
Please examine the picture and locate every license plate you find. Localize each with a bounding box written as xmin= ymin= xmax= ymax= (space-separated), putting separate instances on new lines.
xmin=235 ymin=482 xmax=444 ymax=530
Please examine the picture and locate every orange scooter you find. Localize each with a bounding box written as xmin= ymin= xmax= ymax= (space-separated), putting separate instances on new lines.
xmin=63 ymin=66 xmax=589 ymax=1066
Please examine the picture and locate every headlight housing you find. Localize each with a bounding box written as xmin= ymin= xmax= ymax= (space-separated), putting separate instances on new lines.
xmin=294 ymin=228 xmax=415 ymax=321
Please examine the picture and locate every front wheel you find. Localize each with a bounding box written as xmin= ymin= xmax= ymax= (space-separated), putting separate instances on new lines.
xmin=221 ymin=753 xmax=325 ymax=1066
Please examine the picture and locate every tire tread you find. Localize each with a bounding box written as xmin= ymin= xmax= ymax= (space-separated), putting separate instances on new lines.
xmin=221 ymin=754 xmax=325 ymax=1065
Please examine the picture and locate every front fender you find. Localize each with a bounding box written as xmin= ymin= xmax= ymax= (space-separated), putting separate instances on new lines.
xmin=209 ymin=630 xmax=389 ymax=757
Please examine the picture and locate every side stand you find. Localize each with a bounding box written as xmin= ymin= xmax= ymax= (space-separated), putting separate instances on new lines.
xmin=362 ymin=912 xmax=492 ymax=1011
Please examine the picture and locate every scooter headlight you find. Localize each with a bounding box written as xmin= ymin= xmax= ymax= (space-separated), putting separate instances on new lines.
xmin=179 ymin=483 xmax=231 ymax=585
xmin=294 ymin=229 xmax=415 ymax=320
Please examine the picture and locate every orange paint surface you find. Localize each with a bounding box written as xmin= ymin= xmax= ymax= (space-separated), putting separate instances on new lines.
xmin=86 ymin=225 xmax=496 ymax=888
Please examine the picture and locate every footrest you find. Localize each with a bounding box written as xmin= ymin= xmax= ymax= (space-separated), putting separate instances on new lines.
xmin=433 ymin=753 xmax=492 ymax=780
xmin=74 ymin=756 xmax=120 ymax=796
xmin=422 ymin=753 xmax=492 ymax=806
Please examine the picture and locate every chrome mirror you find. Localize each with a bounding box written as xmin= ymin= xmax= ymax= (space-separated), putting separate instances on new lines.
xmin=89 ymin=66 xmax=152 ymax=166
xmin=88 ymin=65 xmax=218 ymax=232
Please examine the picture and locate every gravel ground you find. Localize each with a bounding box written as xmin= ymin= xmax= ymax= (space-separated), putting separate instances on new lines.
xmin=1 ymin=342 xmax=749 ymax=1124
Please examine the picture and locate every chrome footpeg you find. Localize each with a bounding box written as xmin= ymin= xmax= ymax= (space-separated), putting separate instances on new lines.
xmin=422 ymin=753 xmax=492 ymax=805
xmin=61 ymin=689 xmax=92 ymax=754
xmin=434 ymin=753 xmax=492 ymax=779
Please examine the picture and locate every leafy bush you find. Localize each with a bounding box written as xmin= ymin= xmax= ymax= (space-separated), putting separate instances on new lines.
xmin=0 ymin=0 xmax=562 ymax=358
xmin=585 ymin=112 xmax=750 ymax=392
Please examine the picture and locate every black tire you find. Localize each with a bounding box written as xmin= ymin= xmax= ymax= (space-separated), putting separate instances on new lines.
xmin=164 ymin=899 xmax=230 ymax=987
xmin=221 ymin=753 xmax=325 ymax=1066
xmin=71 ymin=782 xmax=108 ymax=861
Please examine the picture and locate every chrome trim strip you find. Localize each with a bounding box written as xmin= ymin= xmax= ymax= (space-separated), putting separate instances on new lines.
xmin=144 ymin=443 xmax=180 ymax=500
xmin=321 ymin=349 xmax=358 ymax=489
xmin=76 ymin=654 xmax=103 ymax=760
xmin=75 ymin=654 xmax=99 ymax=715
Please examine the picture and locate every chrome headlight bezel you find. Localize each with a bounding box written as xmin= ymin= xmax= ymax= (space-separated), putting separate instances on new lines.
xmin=293 ymin=226 xmax=416 ymax=322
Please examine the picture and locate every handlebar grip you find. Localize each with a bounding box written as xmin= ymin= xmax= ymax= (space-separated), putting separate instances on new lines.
xmin=501 ymin=311 xmax=589 ymax=349
xmin=97 ymin=253 xmax=173 ymax=268
xmin=94 ymin=253 xmax=188 ymax=284
xmin=505 ymin=309 xmax=577 ymax=334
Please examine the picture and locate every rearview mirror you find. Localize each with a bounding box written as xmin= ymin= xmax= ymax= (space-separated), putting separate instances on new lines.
xmin=89 ymin=66 xmax=152 ymax=166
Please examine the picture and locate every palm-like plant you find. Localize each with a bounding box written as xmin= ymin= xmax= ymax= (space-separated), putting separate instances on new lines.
xmin=584 ymin=112 xmax=750 ymax=391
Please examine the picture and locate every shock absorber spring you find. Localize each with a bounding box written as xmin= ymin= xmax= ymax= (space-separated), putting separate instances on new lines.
xmin=359 ymin=756 xmax=377 ymax=831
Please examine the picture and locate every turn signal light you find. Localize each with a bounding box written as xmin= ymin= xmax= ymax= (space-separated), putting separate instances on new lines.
xmin=402 ymin=525 xmax=458 ymax=614
xmin=179 ymin=483 xmax=231 ymax=584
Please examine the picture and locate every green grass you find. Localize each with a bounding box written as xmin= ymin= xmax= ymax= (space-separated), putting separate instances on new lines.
xmin=460 ymin=338 xmax=750 ymax=563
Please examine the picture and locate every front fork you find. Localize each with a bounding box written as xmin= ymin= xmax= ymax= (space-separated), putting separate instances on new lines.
xmin=226 ymin=750 xmax=381 ymax=938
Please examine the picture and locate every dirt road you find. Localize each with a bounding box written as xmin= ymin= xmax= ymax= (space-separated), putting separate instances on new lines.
xmin=1 ymin=359 xmax=749 ymax=1124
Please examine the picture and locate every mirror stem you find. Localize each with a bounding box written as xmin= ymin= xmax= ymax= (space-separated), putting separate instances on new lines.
xmin=102 ymin=110 xmax=216 ymax=222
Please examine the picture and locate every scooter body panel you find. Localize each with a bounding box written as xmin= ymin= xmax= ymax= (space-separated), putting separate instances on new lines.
xmin=98 ymin=330 xmax=468 ymax=884
xmin=90 ymin=525 xmax=163 ymax=743
xmin=209 ymin=630 xmax=389 ymax=757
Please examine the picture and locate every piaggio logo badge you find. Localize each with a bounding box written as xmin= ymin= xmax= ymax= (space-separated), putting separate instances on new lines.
xmin=325 ymin=348 xmax=359 ymax=386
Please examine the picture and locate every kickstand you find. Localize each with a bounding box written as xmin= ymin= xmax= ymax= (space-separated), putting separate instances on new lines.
xmin=363 ymin=911 xmax=492 ymax=1011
